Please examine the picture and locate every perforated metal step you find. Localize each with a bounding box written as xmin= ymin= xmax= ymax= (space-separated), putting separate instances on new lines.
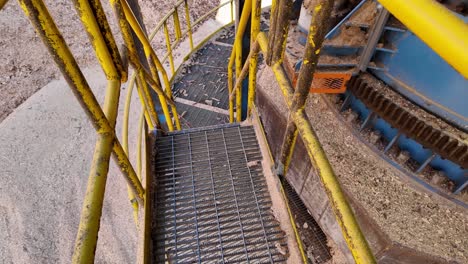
xmin=152 ymin=124 xmax=288 ymax=263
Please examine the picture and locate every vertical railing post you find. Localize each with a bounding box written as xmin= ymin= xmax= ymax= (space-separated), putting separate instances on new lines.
xmin=184 ymin=0 xmax=194 ymax=50
xmin=163 ymin=21 xmax=176 ymax=74
xmin=118 ymin=0 xmax=181 ymax=131
xmin=228 ymin=0 xmax=252 ymax=122
xmin=230 ymin=0 xmax=234 ymax=22
xmin=276 ymin=2 xmax=377 ymax=262
xmin=173 ymin=8 xmax=182 ymax=41
xmin=278 ymin=0 xmax=334 ymax=175
xmin=18 ymin=1 xmax=145 ymax=263
xmin=266 ymin=0 xmax=292 ymax=65
xmin=247 ymin=0 xmax=261 ymax=117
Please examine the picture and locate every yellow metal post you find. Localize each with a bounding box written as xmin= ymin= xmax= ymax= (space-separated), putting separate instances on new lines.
xmin=235 ymin=40 xmax=242 ymax=122
xmin=71 ymin=0 xmax=123 ymax=81
xmin=18 ymin=7 xmax=145 ymax=260
xmin=126 ymin=108 xmax=145 ymax=225
xmin=227 ymin=0 xmax=252 ymax=122
xmin=292 ymin=110 xmax=376 ymax=264
xmin=247 ymin=0 xmax=261 ymax=117
xmin=163 ymin=22 xmax=176 ymax=75
xmin=120 ymin=0 xmax=181 ymax=130
xmin=230 ymin=41 xmax=260 ymax=100
xmin=123 ymin=78 xmax=147 ymax=226
xmin=149 ymin=53 xmax=181 ymax=131
xmin=110 ymin=0 xmax=159 ymax=132
xmin=173 ymin=8 xmax=182 ymax=41
xmin=267 ymin=0 xmax=292 ymax=65
xmin=184 ymin=0 xmax=194 ymax=50
xmin=378 ymin=0 xmax=468 ymax=79
xmin=137 ymin=70 xmax=160 ymax=128
xmin=72 ymin=80 xmax=121 ymax=264
xmin=230 ymin=0 xmax=234 ymax=22
xmin=123 ymin=73 xmax=154 ymax=136
xmin=278 ymin=0 xmax=333 ymax=176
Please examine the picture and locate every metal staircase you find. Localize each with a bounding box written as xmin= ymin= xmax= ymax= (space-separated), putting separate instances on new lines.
xmin=151 ymin=124 xmax=287 ymax=263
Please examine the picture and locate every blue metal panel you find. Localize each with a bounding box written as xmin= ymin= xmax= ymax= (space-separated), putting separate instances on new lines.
xmin=371 ymin=14 xmax=468 ymax=131
xmin=346 ymin=90 xmax=467 ymax=189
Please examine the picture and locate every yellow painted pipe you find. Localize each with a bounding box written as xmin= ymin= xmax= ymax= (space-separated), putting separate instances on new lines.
xmin=122 ymin=75 xmax=146 ymax=227
xmin=72 ymin=0 xmax=121 ymax=80
xmin=292 ymin=110 xmax=376 ymax=264
xmin=247 ymin=0 xmax=261 ymax=117
xmin=258 ymin=31 xmax=375 ymax=263
xmin=148 ymin=0 xmax=185 ymax=39
xmin=230 ymin=0 xmax=234 ymax=22
xmin=173 ymin=8 xmax=182 ymax=41
xmin=74 ymin=133 xmax=115 ymax=264
xmin=120 ymin=0 xmax=181 ymax=130
xmin=126 ymin=108 xmax=145 ymax=226
xmin=163 ymin=21 xmax=176 ymax=75
xmin=148 ymin=53 xmax=181 ymax=131
xmin=137 ymin=70 xmax=168 ymax=130
xmin=378 ymin=0 xmax=468 ymax=79
xmin=136 ymin=73 xmax=157 ymax=127
xmin=72 ymin=80 xmax=121 ymax=264
xmin=227 ymin=0 xmax=252 ymax=122
xmin=184 ymin=0 xmax=194 ymax=50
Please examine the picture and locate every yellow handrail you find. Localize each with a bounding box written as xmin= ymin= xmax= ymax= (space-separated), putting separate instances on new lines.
xmin=227 ymin=0 xmax=375 ymax=259
xmin=256 ymin=32 xmax=376 ymax=264
xmin=227 ymin=0 xmax=252 ymax=122
xmin=120 ymin=0 xmax=181 ymax=131
xmin=148 ymin=0 xmax=233 ymax=66
xmin=378 ymin=0 xmax=468 ymax=79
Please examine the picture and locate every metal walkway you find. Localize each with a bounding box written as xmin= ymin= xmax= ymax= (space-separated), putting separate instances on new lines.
xmin=151 ymin=124 xmax=288 ymax=263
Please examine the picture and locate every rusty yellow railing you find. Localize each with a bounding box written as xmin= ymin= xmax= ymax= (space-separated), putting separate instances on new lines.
xmin=146 ymin=0 xmax=234 ymax=77
xmin=120 ymin=0 xmax=234 ymax=228
xmin=378 ymin=0 xmax=468 ymax=79
xmin=228 ymin=0 xmax=376 ymax=263
xmin=4 ymin=0 xmax=234 ymax=262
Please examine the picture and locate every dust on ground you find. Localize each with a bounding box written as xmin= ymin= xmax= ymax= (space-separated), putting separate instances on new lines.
xmin=256 ymin=58 xmax=467 ymax=263
xmin=305 ymin=94 xmax=468 ymax=263
xmin=0 ymin=0 xmax=218 ymax=123
xmin=324 ymin=25 xmax=368 ymax=47
xmin=348 ymin=0 xmax=377 ymax=24
xmin=324 ymin=239 xmax=348 ymax=264
xmin=323 ymin=0 xmax=376 ymax=47
xmin=361 ymin=73 xmax=468 ymax=138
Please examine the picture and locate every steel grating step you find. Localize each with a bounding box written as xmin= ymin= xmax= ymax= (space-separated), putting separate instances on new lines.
xmin=151 ymin=124 xmax=288 ymax=263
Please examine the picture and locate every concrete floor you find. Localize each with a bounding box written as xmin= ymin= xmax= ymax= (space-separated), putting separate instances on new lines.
xmin=0 ymin=66 xmax=142 ymax=263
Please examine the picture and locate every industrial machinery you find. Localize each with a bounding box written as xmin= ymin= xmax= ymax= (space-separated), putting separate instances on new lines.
xmin=1 ymin=0 xmax=467 ymax=263
xmin=299 ymin=0 xmax=468 ymax=196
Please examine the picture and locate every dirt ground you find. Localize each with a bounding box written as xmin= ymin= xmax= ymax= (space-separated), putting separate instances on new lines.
xmin=0 ymin=0 xmax=218 ymax=123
